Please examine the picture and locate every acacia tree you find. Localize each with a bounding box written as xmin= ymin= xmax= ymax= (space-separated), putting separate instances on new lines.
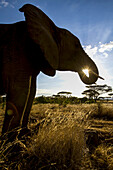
xmin=82 ymin=89 xmax=99 ymax=99
xmin=57 ymin=91 xmax=72 ymax=97
xmin=82 ymin=84 xmax=112 ymax=101
xmin=108 ymin=93 xmax=113 ymax=99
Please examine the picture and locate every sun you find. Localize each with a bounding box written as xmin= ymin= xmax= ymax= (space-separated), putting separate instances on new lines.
xmin=82 ymin=69 xmax=89 ymax=77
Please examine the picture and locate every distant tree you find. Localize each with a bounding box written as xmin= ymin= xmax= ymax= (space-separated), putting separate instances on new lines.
xmin=82 ymin=84 xmax=112 ymax=101
xmin=52 ymin=94 xmax=60 ymax=98
xmin=82 ymin=89 xmax=99 ymax=99
xmin=108 ymin=93 xmax=113 ymax=99
xmin=86 ymin=84 xmax=112 ymax=94
xmin=57 ymin=91 xmax=72 ymax=97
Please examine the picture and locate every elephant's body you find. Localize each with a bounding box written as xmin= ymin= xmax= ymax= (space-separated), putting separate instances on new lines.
xmin=0 ymin=4 xmax=99 ymax=140
xmin=0 ymin=21 xmax=56 ymax=134
xmin=1 ymin=21 xmax=39 ymax=79
xmin=0 ymin=22 xmax=37 ymax=134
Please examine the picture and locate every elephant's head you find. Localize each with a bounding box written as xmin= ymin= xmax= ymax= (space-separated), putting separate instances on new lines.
xmin=20 ymin=4 xmax=100 ymax=85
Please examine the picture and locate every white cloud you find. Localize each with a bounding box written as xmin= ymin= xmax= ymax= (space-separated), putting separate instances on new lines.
xmin=84 ymin=41 xmax=113 ymax=59
xmin=99 ymin=41 xmax=113 ymax=53
xmin=84 ymin=45 xmax=98 ymax=57
xmin=0 ymin=0 xmax=16 ymax=8
xmin=0 ymin=0 xmax=9 ymax=7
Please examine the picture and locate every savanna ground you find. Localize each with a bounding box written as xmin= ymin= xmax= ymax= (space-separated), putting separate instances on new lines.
xmin=1 ymin=102 xmax=113 ymax=169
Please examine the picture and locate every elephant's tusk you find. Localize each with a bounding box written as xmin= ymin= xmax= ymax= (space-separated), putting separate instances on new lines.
xmin=90 ymin=70 xmax=104 ymax=80
xmin=98 ymin=75 xmax=104 ymax=80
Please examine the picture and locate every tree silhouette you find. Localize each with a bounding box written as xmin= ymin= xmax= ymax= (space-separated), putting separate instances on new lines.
xmin=82 ymin=89 xmax=99 ymax=99
xmin=108 ymin=93 xmax=113 ymax=99
xmin=82 ymin=84 xmax=112 ymax=101
xmin=57 ymin=91 xmax=72 ymax=97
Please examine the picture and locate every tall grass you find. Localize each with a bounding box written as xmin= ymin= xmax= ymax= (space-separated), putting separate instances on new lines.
xmin=0 ymin=104 xmax=88 ymax=169
xmin=91 ymin=144 xmax=113 ymax=170
xmin=24 ymin=121 xmax=85 ymax=169
xmin=1 ymin=103 xmax=113 ymax=169
xmin=88 ymin=103 xmax=113 ymax=120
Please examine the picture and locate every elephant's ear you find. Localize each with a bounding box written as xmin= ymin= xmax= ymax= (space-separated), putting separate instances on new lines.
xmin=19 ymin=4 xmax=59 ymax=69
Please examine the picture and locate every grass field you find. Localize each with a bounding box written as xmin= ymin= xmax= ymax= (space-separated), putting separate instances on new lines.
xmin=1 ymin=103 xmax=113 ymax=169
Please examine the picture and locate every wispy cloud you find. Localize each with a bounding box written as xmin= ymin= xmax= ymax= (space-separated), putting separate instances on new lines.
xmin=0 ymin=0 xmax=16 ymax=8
xmin=0 ymin=0 xmax=8 ymax=7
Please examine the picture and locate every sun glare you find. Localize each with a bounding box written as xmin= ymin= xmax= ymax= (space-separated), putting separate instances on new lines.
xmin=82 ymin=69 xmax=89 ymax=77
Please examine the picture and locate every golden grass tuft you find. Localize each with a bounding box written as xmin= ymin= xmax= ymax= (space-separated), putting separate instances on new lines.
xmin=23 ymin=115 xmax=86 ymax=169
xmin=91 ymin=144 xmax=113 ymax=170
xmin=88 ymin=103 xmax=113 ymax=120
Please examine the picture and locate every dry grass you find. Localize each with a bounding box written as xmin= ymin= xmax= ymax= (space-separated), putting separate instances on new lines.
xmin=91 ymin=144 xmax=113 ymax=170
xmin=23 ymin=121 xmax=85 ymax=169
xmin=88 ymin=103 xmax=113 ymax=120
xmin=0 ymin=103 xmax=113 ymax=169
xmin=0 ymin=106 xmax=5 ymax=134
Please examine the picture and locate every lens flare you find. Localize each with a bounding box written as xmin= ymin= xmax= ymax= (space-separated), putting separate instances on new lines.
xmin=82 ymin=69 xmax=89 ymax=77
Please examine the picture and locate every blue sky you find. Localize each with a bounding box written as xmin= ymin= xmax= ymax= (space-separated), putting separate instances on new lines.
xmin=1 ymin=0 xmax=113 ymax=97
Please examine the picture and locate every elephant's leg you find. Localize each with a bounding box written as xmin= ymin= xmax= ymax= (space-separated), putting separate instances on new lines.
xmin=18 ymin=76 xmax=36 ymax=138
xmin=2 ymin=76 xmax=31 ymax=140
xmin=21 ymin=76 xmax=36 ymax=128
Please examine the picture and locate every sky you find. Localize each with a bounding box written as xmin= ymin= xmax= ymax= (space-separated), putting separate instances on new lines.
xmin=1 ymin=0 xmax=113 ymax=97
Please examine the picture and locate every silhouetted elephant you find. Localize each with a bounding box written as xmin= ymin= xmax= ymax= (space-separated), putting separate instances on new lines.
xmin=0 ymin=4 xmax=100 ymax=140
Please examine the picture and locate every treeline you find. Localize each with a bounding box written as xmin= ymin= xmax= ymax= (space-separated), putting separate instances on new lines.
xmin=34 ymin=96 xmax=95 ymax=105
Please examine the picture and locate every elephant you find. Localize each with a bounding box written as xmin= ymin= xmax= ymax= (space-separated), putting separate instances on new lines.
xmin=0 ymin=4 xmax=100 ymax=140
